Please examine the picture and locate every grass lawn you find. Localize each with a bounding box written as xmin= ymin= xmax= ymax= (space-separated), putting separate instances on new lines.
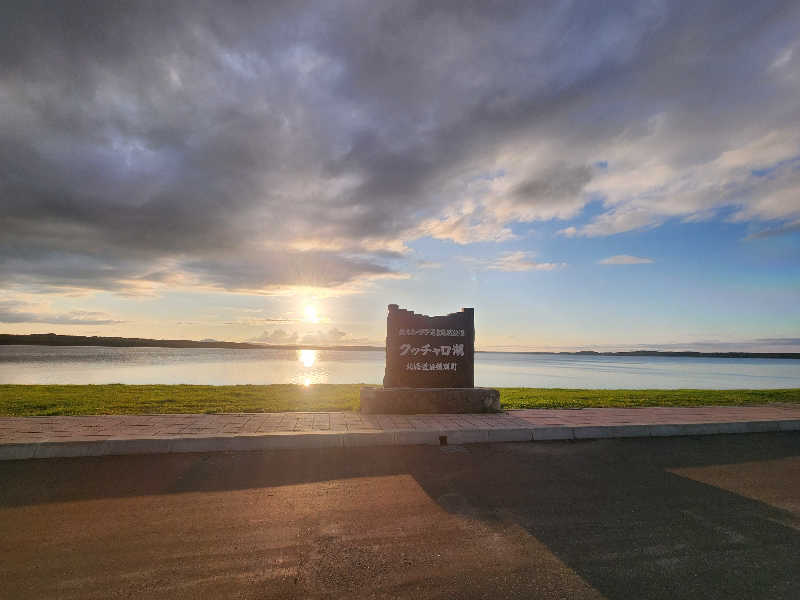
xmin=0 ymin=384 xmax=798 ymax=416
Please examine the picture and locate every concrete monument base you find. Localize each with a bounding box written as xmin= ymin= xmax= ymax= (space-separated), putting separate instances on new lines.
xmin=360 ymin=387 xmax=501 ymax=414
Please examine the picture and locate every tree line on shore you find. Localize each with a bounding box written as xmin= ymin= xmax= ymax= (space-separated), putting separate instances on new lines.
xmin=1 ymin=333 xmax=798 ymax=359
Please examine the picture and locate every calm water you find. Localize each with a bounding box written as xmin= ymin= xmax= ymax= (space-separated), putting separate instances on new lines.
xmin=1 ymin=345 xmax=799 ymax=388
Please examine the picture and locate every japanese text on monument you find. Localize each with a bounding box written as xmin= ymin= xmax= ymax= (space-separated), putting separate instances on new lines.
xmin=383 ymin=305 xmax=475 ymax=388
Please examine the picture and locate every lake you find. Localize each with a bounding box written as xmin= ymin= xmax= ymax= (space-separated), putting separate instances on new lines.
xmin=1 ymin=345 xmax=799 ymax=388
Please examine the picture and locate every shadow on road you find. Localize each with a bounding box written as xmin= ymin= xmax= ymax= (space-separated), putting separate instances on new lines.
xmin=2 ymin=433 xmax=799 ymax=599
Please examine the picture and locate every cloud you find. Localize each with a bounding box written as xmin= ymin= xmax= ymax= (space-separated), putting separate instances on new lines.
xmin=181 ymin=250 xmax=401 ymax=293
xmin=746 ymin=218 xmax=800 ymax=239
xmin=0 ymin=1 xmax=798 ymax=297
xmin=560 ymin=207 xmax=664 ymax=238
xmin=598 ymin=255 xmax=654 ymax=265
xmin=224 ymin=318 xmax=296 ymax=326
xmin=416 ymin=260 xmax=443 ymax=269
xmin=300 ymin=327 xmax=348 ymax=345
xmin=465 ymin=251 xmax=567 ymax=272
xmin=0 ymin=301 xmax=123 ymax=325
xmin=251 ymin=329 xmax=299 ymax=345
xmin=251 ymin=326 xmax=368 ymax=346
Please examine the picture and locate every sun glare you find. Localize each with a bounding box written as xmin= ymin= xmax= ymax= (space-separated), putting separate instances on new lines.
xmin=304 ymin=304 xmax=320 ymax=323
xmin=299 ymin=348 xmax=317 ymax=367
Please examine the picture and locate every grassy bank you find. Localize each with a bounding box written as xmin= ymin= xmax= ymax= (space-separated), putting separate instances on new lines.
xmin=1 ymin=384 xmax=798 ymax=416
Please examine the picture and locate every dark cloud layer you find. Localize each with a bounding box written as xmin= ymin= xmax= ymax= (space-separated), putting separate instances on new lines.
xmin=1 ymin=1 xmax=798 ymax=293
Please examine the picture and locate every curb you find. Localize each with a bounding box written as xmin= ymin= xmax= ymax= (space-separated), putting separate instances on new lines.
xmin=1 ymin=419 xmax=798 ymax=461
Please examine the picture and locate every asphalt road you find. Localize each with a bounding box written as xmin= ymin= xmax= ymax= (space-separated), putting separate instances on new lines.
xmin=1 ymin=433 xmax=799 ymax=599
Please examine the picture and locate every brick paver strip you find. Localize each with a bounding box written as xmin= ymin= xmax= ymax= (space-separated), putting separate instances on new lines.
xmin=1 ymin=405 xmax=799 ymax=460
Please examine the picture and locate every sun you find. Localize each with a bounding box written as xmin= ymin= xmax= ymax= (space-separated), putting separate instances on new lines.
xmin=304 ymin=304 xmax=320 ymax=323
xmin=299 ymin=349 xmax=317 ymax=367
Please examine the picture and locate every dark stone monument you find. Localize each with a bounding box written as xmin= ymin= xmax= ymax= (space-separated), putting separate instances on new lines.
xmin=360 ymin=305 xmax=500 ymax=414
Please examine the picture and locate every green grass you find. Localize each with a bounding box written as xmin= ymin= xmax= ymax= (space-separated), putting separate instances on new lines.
xmin=498 ymin=387 xmax=800 ymax=409
xmin=0 ymin=384 xmax=798 ymax=416
xmin=0 ymin=384 xmax=362 ymax=416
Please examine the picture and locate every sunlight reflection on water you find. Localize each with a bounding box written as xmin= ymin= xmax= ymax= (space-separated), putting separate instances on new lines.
xmin=295 ymin=349 xmax=325 ymax=385
xmin=298 ymin=349 xmax=316 ymax=367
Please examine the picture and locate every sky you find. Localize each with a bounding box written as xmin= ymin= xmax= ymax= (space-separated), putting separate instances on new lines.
xmin=1 ymin=0 xmax=799 ymax=351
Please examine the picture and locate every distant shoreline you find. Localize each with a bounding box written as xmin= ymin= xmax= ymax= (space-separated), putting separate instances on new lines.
xmin=0 ymin=333 xmax=379 ymax=352
xmin=1 ymin=333 xmax=799 ymax=359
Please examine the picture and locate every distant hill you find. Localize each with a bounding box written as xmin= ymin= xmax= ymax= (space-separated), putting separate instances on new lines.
xmin=1 ymin=333 xmax=798 ymax=358
xmin=499 ymin=349 xmax=800 ymax=359
xmin=0 ymin=333 xmax=382 ymax=352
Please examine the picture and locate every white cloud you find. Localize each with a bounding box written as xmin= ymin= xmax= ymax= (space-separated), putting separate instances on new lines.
xmin=746 ymin=217 xmax=800 ymax=239
xmin=562 ymin=127 xmax=800 ymax=238
xmin=479 ymin=251 xmax=567 ymax=272
xmin=598 ymin=255 xmax=654 ymax=265
xmin=559 ymin=206 xmax=664 ymax=238
xmin=416 ymin=260 xmax=443 ymax=269
xmin=251 ymin=326 xmax=369 ymax=346
xmin=251 ymin=328 xmax=299 ymax=344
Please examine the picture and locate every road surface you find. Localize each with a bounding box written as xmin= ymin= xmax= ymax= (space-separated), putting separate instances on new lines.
xmin=1 ymin=433 xmax=799 ymax=598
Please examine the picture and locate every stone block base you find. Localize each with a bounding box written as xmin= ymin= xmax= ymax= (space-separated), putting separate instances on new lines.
xmin=360 ymin=387 xmax=500 ymax=414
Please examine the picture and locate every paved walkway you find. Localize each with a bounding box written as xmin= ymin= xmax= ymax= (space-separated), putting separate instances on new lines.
xmin=2 ymin=404 xmax=799 ymax=460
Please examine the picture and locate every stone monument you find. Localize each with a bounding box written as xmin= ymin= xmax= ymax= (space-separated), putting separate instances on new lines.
xmin=360 ymin=305 xmax=501 ymax=414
